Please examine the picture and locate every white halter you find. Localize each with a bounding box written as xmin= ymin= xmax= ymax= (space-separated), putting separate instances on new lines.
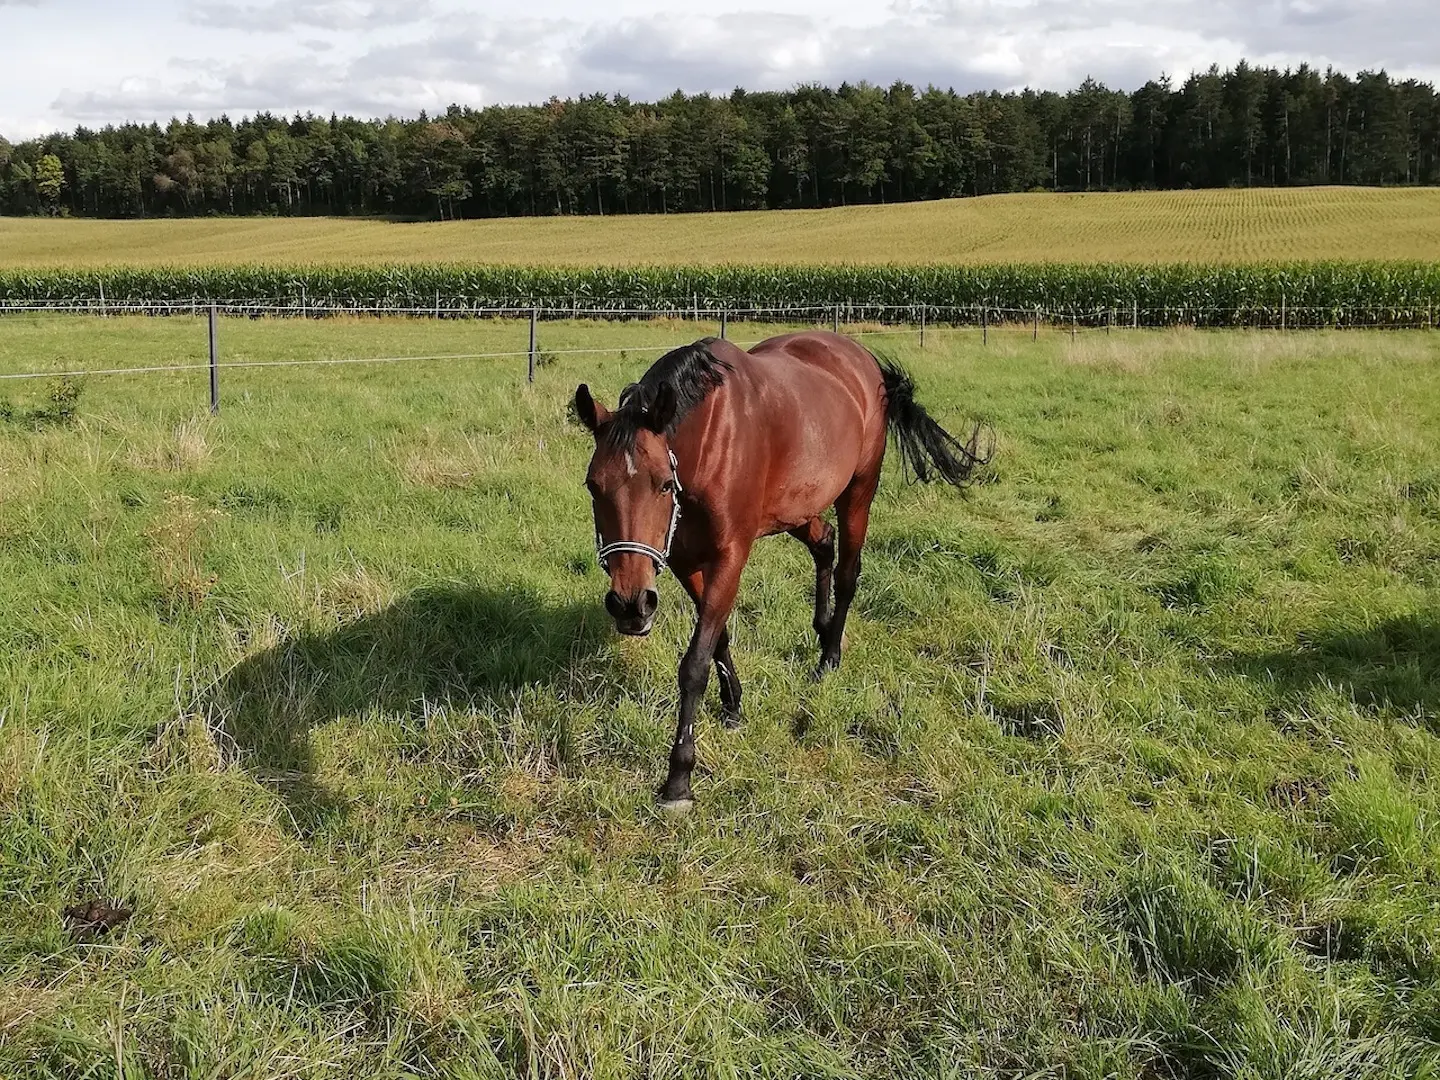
xmin=596 ymin=449 xmax=684 ymax=576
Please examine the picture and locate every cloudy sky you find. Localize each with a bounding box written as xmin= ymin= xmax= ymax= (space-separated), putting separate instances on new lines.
xmin=0 ymin=0 xmax=1433 ymax=139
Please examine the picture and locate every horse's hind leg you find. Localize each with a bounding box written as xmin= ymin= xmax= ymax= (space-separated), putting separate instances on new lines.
xmin=713 ymin=630 xmax=743 ymax=730
xmin=817 ymin=474 xmax=879 ymax=676
xmin=788 ymin=518 xmax=836 ymax=649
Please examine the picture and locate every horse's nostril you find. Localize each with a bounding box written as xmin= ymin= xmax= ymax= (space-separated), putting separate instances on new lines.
xmin=637 ymin=589 xmax=659 ymax=619
xmin=604 ymin=590 xmax=627 ymax=619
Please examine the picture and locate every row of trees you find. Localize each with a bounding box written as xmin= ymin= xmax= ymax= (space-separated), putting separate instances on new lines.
xmin=3 ymin=63 xmax=1438 ymax=219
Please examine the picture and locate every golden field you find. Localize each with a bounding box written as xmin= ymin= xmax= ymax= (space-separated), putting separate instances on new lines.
xmin=3 ymin=187 xmax=1439 ymax=267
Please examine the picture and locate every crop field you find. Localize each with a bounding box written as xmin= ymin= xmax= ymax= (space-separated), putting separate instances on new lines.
xmin=0 ymin=316 xmax=1438 ymax=1078
xmin=4 ymin=187 xmax=1440 ymax=268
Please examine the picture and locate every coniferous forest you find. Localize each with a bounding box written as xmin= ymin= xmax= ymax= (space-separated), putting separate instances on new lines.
xmin=3 ymin=63 xmax=1438 ymax=220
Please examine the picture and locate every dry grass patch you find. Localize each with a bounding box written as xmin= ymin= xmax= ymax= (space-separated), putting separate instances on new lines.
xmin=145 ymin=492 xmax=223 ymax=613
xmin=396 ymin=438 xmax=483 ymax=489
xmin=0 ymin=986 xmax=67 ymax=1044
xmin=0 ymin=724 xmax=37 ymax=810
xmin=1061 ymin=334 xmax=1161 ymax=374
xmin=125 ymin=417 xmax=210 ymax=473
xmin=310 ymin=565 xmax=396 ymax=625
xmin=387 ymin=822 xmax=551 ymax=893
xmin=401 ymin=452 xmax=474 ymax=490
xmin=144 ymin=711 xmax=233 ymax=775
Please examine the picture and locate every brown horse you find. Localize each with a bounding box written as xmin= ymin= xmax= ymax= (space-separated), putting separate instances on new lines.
xmin=574 ymin=330 xmax=990 ymax=809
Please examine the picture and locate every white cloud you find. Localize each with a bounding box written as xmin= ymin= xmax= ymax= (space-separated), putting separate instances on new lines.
xmin=0 ymin=0 xmax=1433 ymax=137
xmin=189 ymin=0 xmax=434 ymax=32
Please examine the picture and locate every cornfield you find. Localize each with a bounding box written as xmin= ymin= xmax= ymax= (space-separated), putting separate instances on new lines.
xmin=2 ymin=262 xmax=1439 ymax=327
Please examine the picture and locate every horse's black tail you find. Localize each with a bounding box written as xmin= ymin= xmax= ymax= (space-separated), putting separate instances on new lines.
xmin=878 ymin=357 xmax=994 ymax=487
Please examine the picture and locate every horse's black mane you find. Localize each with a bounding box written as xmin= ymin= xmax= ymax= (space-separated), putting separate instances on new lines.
xmin=601 ymin=337 xmax=731 ymax=451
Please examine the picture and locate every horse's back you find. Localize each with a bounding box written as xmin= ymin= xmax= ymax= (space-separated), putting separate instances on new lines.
xmin=744 ymin=331 xmax=884 ymax=405
xmin=684 ymin=331 xmax=888 ymax=537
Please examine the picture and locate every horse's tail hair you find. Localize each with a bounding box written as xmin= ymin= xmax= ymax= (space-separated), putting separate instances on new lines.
xmin=877 ymin=356 xmax=994 ymax=488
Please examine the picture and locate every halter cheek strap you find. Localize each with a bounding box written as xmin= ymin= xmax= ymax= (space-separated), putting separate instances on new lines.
xmin=596 ymin=449 xmax=684 ymax=576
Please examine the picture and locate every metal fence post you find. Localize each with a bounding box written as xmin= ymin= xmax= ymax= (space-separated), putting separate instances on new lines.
xmin=720 ymin=307 xmax=728 ymax=340
xmin=1133 ymin=299 xmax=1139 ymax=329
xmin=208 ymin=305 xmax=219 ymax=415
xmin=1280 ymin=291 xmax=1286 ymax=332
xmin=919 ymin=305 xmax=926 ymax=348
xmin=1033 ymin=306 xmax=1039 ymax=342
xmin=1071 ymin=312 xmax=1077 ymax=342
xmin=832 ymin=305 xmax=839 ymax=334
xmin=981 ymin=305 xmax=988 ymax=346
xmin=528 ymin=307 xmax=538 ymax=383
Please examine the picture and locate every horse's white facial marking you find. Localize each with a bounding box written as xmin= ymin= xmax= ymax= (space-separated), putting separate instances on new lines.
xmin=625 ymin=451 xmax=637 ymax=477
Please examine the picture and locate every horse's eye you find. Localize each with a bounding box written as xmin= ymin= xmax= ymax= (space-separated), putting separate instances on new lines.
xmin=660 ymin=480 xmax=676 ymax=495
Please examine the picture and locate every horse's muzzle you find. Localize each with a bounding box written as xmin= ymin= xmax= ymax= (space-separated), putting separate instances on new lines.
xmin=605 ymin=588 xmax=658 ymax=637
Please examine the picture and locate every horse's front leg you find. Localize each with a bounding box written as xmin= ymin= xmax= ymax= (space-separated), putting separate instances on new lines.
xmin=677 ymin=567 xmax=743 ymax=730
xmin=658 ymin=550 xmax=746 ymax=809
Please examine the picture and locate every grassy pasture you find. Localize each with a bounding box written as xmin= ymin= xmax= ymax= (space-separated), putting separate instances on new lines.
xmin=0 ymin=315 xmax=1438 ymax=1078
xmin=4 ymin=187 xmax=1440 ymax=268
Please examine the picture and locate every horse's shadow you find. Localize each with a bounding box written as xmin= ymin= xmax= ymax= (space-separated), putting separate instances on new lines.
xmin=212 ymin=582 xmax=606 ymax=833
xmin=1225 ymin=616 xmax=1439 ymax=730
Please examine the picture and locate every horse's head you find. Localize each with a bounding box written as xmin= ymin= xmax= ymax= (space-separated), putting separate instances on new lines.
xmin=574 ymin=381 xmax=681 ymax=638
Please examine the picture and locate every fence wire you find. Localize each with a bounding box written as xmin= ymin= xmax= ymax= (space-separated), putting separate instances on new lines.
xmin=0 ymin=300 xmax=1434 ymax=385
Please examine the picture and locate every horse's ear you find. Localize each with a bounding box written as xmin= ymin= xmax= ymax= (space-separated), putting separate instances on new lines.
xmin=573 ymin=384 xmax=609 ymax=433
xmin=646 ymin=382 xmax=677 ymax=434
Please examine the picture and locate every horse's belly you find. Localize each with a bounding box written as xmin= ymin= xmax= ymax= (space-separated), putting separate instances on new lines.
xmin=757 ymin=456 xmax=858 ymax=535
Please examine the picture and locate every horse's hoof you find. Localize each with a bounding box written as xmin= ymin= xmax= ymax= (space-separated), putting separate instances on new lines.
xmin=721 ymin=708 xmax=743 ymax=730
xmin=812 ymin=659 xmax=838 ymax=682
xmin=656 ymin=779 xmax=694 ymax=811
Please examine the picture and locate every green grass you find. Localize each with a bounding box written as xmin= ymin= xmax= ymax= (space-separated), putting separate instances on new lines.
xmin=5 ymin=187 xmax=1440 ymax=267
xmin=1 ymin=316 xmax=1438 ymax=1078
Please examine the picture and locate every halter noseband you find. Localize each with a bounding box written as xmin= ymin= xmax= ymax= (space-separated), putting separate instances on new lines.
xmin=596 ymin=449 xmax=684 ymax=576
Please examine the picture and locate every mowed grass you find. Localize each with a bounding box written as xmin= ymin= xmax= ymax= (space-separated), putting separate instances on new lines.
xmin=6 ymin=187 xmax=1440 ymax=268
xmin=1 ymin=315 xmax=1438 ymax=1078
